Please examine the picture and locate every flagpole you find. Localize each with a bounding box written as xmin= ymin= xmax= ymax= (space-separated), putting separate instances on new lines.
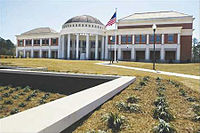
xmin=114 ymin=8 xmax=117 ymax=63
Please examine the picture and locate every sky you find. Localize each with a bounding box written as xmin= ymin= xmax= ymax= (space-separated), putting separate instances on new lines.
xmin=0 ymin=0 xmax=199 ymax=44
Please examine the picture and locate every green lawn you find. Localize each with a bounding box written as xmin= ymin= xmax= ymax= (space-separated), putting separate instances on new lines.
xmin=0 ymin=59 xmax=199 ymax=92
xmin=118 ymin=61 xmax=200 ymax=76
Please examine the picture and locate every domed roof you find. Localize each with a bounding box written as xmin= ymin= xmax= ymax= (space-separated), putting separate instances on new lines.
xmin=64 ymin=15 xmax=104 ymax=25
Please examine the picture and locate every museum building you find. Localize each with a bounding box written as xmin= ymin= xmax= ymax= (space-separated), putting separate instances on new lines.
xmin=16 ymin=11 xmax=194 ymax=62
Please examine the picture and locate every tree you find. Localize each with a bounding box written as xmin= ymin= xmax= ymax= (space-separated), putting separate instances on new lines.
xmin=192 ymin=38 xmax=200 ymax=62
xmin=0 ymin=37 xmax=15 ymax=55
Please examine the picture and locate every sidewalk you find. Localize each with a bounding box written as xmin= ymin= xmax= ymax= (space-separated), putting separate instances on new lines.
xmin=96 ymin=62 xmax=200 ymax=80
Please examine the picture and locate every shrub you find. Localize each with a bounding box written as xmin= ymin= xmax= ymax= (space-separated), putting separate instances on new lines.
xmin=103 ymin=112 xmax=125 ymax=131
xmin=18 ymin=92 xmax=25 ymax=95
xmin=4 ymin=86 xmax=10 ymax=90
xmin=0 ymin=96 xmax=3 ymax=101
xmin=30 ymin=91 xmax=37 ymax=97
xmin=143 ymin=76 xmax=150 ymax=81
xmin=192 ymin=104 xmax=200 ymax=114
xmin=116 ymin=101 xmax=127 ymax=112
xmin=4 ymin=100 xmax=13 ymax=105
xmin=14 ymin=87 xmax=22 ymax=91
xmin=116 ymin=102 xmax=141 ymax=113
xmin=127 ymin=96 xmax=140 ymax=103
xmin=153 ymin=119 xmax=176 ymax=133
xmin=2 ymin=93 xmax=10 ymax=97
xmin=139 ymin=81 xmax=146 ymax=86
xmin=179 ymin=89 xmax=186 ymax=97
xmin=39 ymin=99 xmax=46 ymax=105
xmin=23 ymin=86 xmax=31 ymax=92
xmin=157 ymin=87 xmax=166 ymax=92
xmin=153 ymin=106 xmax=174 ymax=122
xmin=86 ymin=130 xmax=107 ymax=133
xmin=18 ymin=102 xmax=26 ymax=108
xmin=25 ymin=96 xmax=32 ymax=101
xmin=156 ymin=77 xmax=162 ymax=82
xmin=42 ymin=93 xmax=50 ymax=100
xmin=186 ymin=97 xmax=196 ymax=102
xmin=0 ymin=105 xmax=4 ymax=110
xmin=12 ymin=95 xmax=19 ymax=100
xmin=8 ymin=89 xmax=14 ymax=94
xmin=133 ymin=86 xmax=142 ymax=91
xmin=192 ymin=114 xmax=200 ymax=122
xmin=10 ymin=108 xmax=19 ymax=115
xmin=0 ymin=89 xmax=3 ymax=92
xmin=154 ymin=97 xmax=168 ymax=108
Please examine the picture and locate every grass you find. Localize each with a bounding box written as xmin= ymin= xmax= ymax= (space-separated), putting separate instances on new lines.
xmin=118 ymin=61 xmax=200 ymax=76
xmin=0 ymin=59 xmax=199 ymax=92
xmin=0 ymin=85 xmax=65 ymax=118
xmin=71 ymin=77 xmax=200 ymax=133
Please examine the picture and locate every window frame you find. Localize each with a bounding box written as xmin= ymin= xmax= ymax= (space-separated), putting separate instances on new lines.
xmin=168 ymin=34 xmax=174 ymax=43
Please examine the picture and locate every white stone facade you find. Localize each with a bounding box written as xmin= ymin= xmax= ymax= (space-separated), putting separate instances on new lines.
xmin=16 ymin=11 xmax=194 ymax=62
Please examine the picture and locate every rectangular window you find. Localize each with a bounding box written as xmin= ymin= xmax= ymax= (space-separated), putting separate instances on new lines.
xmin=51 ymin=38 xmax=57 ymax=45
xmin=110 ymin=36 xmax=115 ymax=44
xmin=141 ymin=35 xmax=146 ymax=43
xmin=127 ymin=35 xmax=132 ymax=44
xmin=150 ymin=35 xmax=154 ymax=43
xmin=42 ymin=39 xmax=49 ymax=45
xmin=91 ymin=41 xmax=95 ymax=48
xmin=135 ymin=35 xmax=140 ymax=43
xmin=18 ymin=40 xmax=23 ymax=46
xmin=34 ymin=39 xmax=40 ymax=45
xmin=156 ymin=34 xmax=161 ymax=43
xmin=168 ymin=34 xmax=174 ymax=43
xmin=121 ymin=35 xmax=126 ymax=44
xmin=25 ymin=40 xmax=32 ymax=45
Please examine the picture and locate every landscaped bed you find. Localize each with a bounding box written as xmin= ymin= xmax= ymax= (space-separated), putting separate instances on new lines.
xmin=0 ymin=85 xmax=65 ymax=118
xmin=68 ymin=76 xmax=200 ymax=133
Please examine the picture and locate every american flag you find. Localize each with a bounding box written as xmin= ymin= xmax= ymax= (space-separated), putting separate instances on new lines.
xmin=106 ymin=12 xmax=116 ymax=27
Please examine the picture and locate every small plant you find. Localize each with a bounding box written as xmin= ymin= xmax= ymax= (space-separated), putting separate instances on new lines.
xmin=116 ymin=102 xmax=141 ymax=113
xmin=0 ymin=96 xmax=3 ymax=101
xmin=103 ymin=112 xmax=125 ymax=131
xmin=0 ymin=89 xmax=2 ymax=92
xmin=25 ymin=96 xmax=32 ymax=101
xmin=127 ymin=96 xmax=140 ymax=103
xmin=4 ymin=86 xmax=10 ymax=90
xmin=14 ymin=87 xmax=21 ymax=91
xmin=153 ymin=119 xmax=176 ymax=133
xmin=153 ymin=106 xmax=174 ymax=122
xmin=139 ymin=81 xmax=146 ymax=86
xmin=186 ymin=97 xmax=196 ymax=102
xmin=192 ymin=104 xmax=200 ymax=114
xmin=86 ymin=130 xmax=107 ymax=133
xmin=10 ymin=108 xmax=19 ymax=115
xmin=4 ymin=100 xmax=13 ymax=105
xmin=116 ymin=101 xmax=127 ymax=111
xmin=39 ymin=99 xmax=46 ymax=105
xmin=133 ymin=86 xmax=141 ymax=91
xmin=12 ymin=95 xmax=19 ymax=99
xmin=154 ymin=97 xmax=168 ymax=108
xmin=192 ymin=114 xmax=200 ymax=122
xmin=18 ymin=92 xmax=25 ymax=95
xmin=8 ymin=89 xmax=14 ymax=94
xmin=30 ymin=91 xmax=37 ymax=97
xmin=143 ymin=76 xmax=150 ymax=81
xmin=23 ymin=86 xmax=31 ymax=92
xmin=156 ymin=77 xmax=162 ymax=82
xmin=0 ymin=105 xmax=4 ymax=110
xmin=18 ymin=102 xmax=26 ymax=108
xmin=179 ymin=89 xmax=186 ymax=97
xmin=157 ymin=87 xmax=166 ymax=92
xmin=2 ymin=93 xmax=10 ymax=97
xmin=42 ymin=93 xmax=50 ymax=100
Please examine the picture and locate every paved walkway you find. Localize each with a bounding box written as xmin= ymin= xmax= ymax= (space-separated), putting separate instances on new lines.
xmin=96 ymin=62 xmax=200 ymax=80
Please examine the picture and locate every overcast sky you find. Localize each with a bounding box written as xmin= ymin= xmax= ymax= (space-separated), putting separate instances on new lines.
xmin=0 ymin=0 xmax=199 ymax=43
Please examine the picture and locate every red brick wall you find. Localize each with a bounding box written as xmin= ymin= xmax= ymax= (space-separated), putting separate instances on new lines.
xmin=180 ymin=35 xmax=192 ymax=61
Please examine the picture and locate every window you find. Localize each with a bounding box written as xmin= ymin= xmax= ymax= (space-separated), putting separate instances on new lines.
xmin=18 ymin=40 xmax=23 ymax=46
xmin=109 ymin=36 xmax=115 ymax=44
xmin=91 ymin=41 xmax=95 ymax=48
xmin=135 ymin=35 xmax=140 ymax=43
xmin=150 ymin=35 xmax=154 ymax=43
xmin=42 ymin=39 xmax=49 ymax=45
xmin=150 ymin=34 xmax=161 ymax=44
xmin=52 ymin=38 xmax=57 ymax=45
xmin=25 ymin=40 xmax=32 ymax=45
xmin=156 ymin=34 xmax=161 ymax=43
xmin=141 ymin=35 xmax=146 ymax=43
xmin=127 ymin=35 xmax=132 ymax=43
xmin=121 ymin=35 xmax=126 ymax=44
xmin=34 ymin=39 xmax=40 ymax=45
xmin=168 ymin=34 xmax=174 ymax=43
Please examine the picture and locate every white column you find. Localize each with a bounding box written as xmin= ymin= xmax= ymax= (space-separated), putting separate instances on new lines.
xmin=39 ymin=39 xmax=42 ymax=58
xmin=132 ymin=35 xmax=135 ymax=44
xmin=48 ymin=49 xmax=51 ymax=58
xmin=95 ymin=34 xmax=99 ymax=60
xmin=61 ymin=35 xmax=65 ymax=58
xmin=118 ymin=45 xmax=121 ymax=60
xmin=118 ymin=35 xmax=121 ymax=44
xmin=40 ymin=39 xmax=42 ymax=46
xmin=23 ymin=49 xmax=26 ymax=58
xmin=23 ymin=40 xmax=26 ymax=57
xmin=162 ymin=34 xmax=164 ymax=44
xmin=105 ymin=35 xmax=108 ymax=60
xmin=58 ymin=37 xmax=61 ymax=58
xmin=31 ymin=39 xmax=34 ymax=47
xmin=101 ymin=36 xmax=104 ymax=60
xmin=160 ymin=45 xmax=165 ymax=61
xmin=76 ymin=34 xmax=79 ymax=59
xmin=145 ymin=45 xmax=150 ymax=60
xmin=16 ymin=48 xmax=18 ymax=58
xmin=176 ymin=44 xmax=180 ymax=61
xmin=131 ymin=46 xmax=135 ymax=61
xmin=147 ymin=34 xmax=149 ymax=44
xmin=31 ymin=49 xmax=33 ymax=58
xmin=177 ymin=33 xmax=180 ymax=44
xmin=67 ymin=34 xmax=71 ymax=59
xmin=86 ymin=34 xmax=89 ymax=59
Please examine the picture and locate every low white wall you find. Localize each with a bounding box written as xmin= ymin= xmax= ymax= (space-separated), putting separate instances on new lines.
xmin=0 ymin=71 xmax=135 ymax=133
